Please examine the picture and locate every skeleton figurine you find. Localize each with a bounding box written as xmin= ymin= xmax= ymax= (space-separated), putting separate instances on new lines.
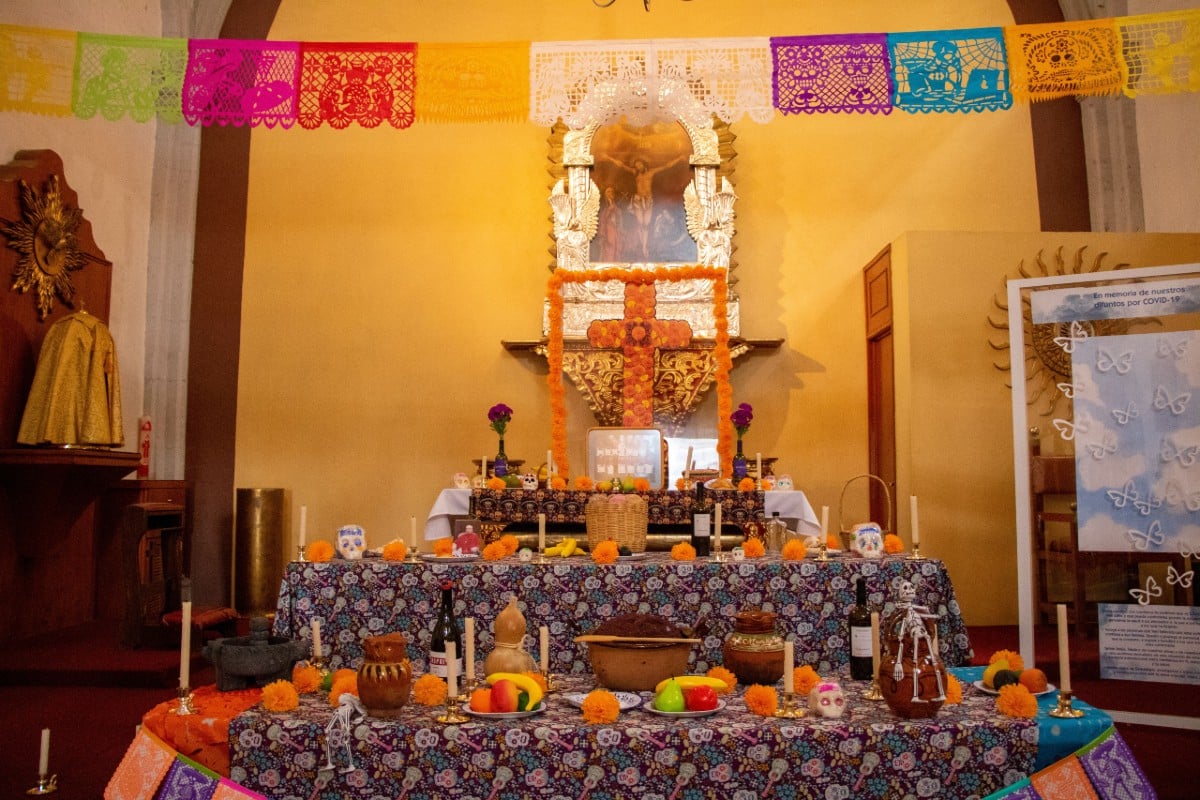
xmin=323 ymin=693 xmax=367 ymax=773
xmin=890 ymin=580 xmax=946 ymax=704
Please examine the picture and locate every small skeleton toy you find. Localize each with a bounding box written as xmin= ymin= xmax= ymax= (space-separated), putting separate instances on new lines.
xmin=890 ymin=580 xmax=946 ymax=704
xmin=323 ymin=693 xmax=367 ymax=773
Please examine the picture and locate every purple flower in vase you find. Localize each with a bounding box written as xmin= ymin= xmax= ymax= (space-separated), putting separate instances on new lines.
xmin=488 ymin=403 xmax=513 ymax=435
xmin=730 ymin=402 xmax=753 ymax=438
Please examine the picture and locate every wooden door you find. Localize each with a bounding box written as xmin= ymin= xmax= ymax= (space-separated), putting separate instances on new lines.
xmin=864 ymin=246 xmax=897 ymax=529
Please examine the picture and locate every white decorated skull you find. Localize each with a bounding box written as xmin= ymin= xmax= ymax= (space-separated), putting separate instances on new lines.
xmin=337 ymin=525 xmax=365 ymax=560
xmin=807 ymin=681 xmax=847 ymax=718
xmin=774 ymin=474 xmax=794 ymax=491
xmin=452 ymin=472 xmax=471 ymax=489
xmin=852 ymin=522 xmax=884 ymax=559
xmin=520 ymin=472 xmax=539 ymax=490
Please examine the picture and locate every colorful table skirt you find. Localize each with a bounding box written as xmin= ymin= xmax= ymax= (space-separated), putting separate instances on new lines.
xmin=229 ymin=675 xmax=1036 ymax=800
xmin=272 ymin=553 xmax=972 ymax=679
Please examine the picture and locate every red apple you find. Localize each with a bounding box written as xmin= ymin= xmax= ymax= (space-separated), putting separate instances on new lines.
xmin=490 ymin=679 xmax=520 ymax=713
xmin=683 ymin=685 xmax=719 ymax=712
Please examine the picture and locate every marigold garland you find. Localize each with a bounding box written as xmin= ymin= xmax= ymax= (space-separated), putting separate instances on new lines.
xmin=381 ymin=540 xmax=408 ymax=561
xmin=328 ymin=674 xmax=358 ymax=707
xmin=261 ymin=679 xmax=300 ymax=712
xmin=413 ymin=673 xmax=448 ymax=705
xmin=744 ymin=684 xmax=779 ymax=717
xmin=944 ymin=672 xmax=963 ymax=705
xmin=737 ymin=477 xmax=756 ymax=492
xmin=580 ymin=688 xmax=621 ymax=723
xmin=498 ymin=534 xmax=520 ymax=555
xmin=482 ymin=541 xmax=508 ymax=561
xmin=671 ymin=541 xmax=697 ymax=561
xmin=307 ymin=540 xmax=334 ymax=563
xmin=781 ymin=539 xmax=806 ymax=561
xmin=741 ymin=537 xmax=765 ymax=558
xmin=592 ymin=539 xmax=620 ymax=564
xmin=292 ymin=663 xmax=321 ymax=694
xmin=989 ymin=649 xmax=1025 ymax=671
xmin=883 ymin=533 xmax=904 ymax=554
xmin=995 ymin=683 xmax=1038 ymax=717
xmin=433 ymin=537 xmax=455 ymax=556
xmin=705 ymin=665 xmax=736 ymax=694
xmin=793 ymin=665 xmax=821 ymax=697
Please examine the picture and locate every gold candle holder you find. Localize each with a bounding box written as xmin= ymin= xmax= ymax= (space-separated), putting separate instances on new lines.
xmin=172 ymin=687 xmax=196 ymax=716
xmin=436 ymin=692 xmax=469 ymax=724
xmin=817 ymin=539 xmax=830 ymax=562
xmin=296 ymin=544 xmax=307 ymax=563
xmin=542 ymin=671 xmax=558 ymax=693
xmin=863 ymin=677 xmax=884 ymax=701
xmin=25 ymin=774 xmax=57 ymax=795
xmin=775 ymin=690 xmax=806 ymax=718
xmin=407 ymin=546 xmax=422 ymax=563
xmin=460 ymin=675 xmax=480 ymax=697
xmin=1048 ymin=689 xmax=1086 ymax=718
xmin=907 ymin=545 xmax=924 ymax=561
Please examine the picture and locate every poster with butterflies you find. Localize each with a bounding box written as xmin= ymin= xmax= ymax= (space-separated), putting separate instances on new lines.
xmin=1070 ymin=331 xmax=1200 ymax=553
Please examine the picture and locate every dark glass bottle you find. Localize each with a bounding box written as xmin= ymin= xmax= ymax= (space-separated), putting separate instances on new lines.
xmin=429 ymin=579 xmax=463 ymax=678
xmin=691 ymin=480 xmax=711 ymax=557
xmin=849 ymin=577 xmax=874 ymax=680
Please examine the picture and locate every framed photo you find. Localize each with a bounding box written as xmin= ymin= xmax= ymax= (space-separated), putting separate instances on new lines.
xmin=586 ymin=427 xmax=664 ymax=489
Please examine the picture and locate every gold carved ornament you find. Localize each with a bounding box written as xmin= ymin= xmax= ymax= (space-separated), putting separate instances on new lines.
xmin=2 ymin=174 xmax=93 ymax=319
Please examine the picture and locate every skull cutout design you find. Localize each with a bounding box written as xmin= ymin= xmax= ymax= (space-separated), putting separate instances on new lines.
xmin=520 ymin=472 xmax=539 ymax=490
xmin=337 ymin=525 xmax=366 ymax=560
xmin=852 ymin=523 xmax=884 ymax=559
xmin=807 ymin=681 xmax=847 ymax=718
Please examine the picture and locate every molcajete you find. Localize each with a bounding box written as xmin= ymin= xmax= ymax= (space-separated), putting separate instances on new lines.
xmin=204 ymin=616 xmax=308 ymax=691
xmin=357 ymin=632 xmax=413 ymax=718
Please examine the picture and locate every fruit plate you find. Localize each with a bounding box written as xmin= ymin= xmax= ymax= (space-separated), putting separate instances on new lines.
xmin=972 ymin=680 xmax=1056 ymax=697
xmin=420 ymin=553 xmax=480 ymax=562
xmin=463 ymin=701 xmax=547 ymax=719
xmin=616 ymin=553 xmax=647 ymax=561
xmin=642 ymin=698 xmax=726 ymax=718
xmin=560 ymin=691 xmax=643 ymax=711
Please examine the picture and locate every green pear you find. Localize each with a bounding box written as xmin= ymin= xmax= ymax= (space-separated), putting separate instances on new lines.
xmin=654 ymin=678 xmax=686 ymax=712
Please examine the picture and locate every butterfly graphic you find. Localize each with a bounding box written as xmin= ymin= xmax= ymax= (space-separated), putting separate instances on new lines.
xmin=1132 ymin=492 xmax=1163 ymax=516
xmin=1096 ymin=348 xmax=1133 ymax=375
xmin=1127 ymin=520 xmax=1165 ymax=551
xmin=1164 ymin=481 xmax=1200 ymax=511
xmin=1181 ymin=543 xmax=1200 ymax=559
xmin=1106 ymin=480 xmax=1140 ymax=510
xmin=1157 ymin=337 xmax=1188 ymax=359
xmin=1057 ymin=381 xmax=1080 ymax=400
xmin=1111 ymin=402 xmax=1139 ymax=426
xmin=1129 ymin=575 xmax=1163 ymax=605
xmin=1167 ymin=564 xmax=1194 ymax=589
xmin=1052 ymin=417 xmax=1086 ymax=442
xmin=1153 ymin=385 xmax=1191 ymax=416
xmin=1086 ymin=432 xmax=1118 ymax=460
xmin=1053 ymin=321 xmax=1089 ymax=354
xmin=1160 ymin=437 xmax=1200 ymax=468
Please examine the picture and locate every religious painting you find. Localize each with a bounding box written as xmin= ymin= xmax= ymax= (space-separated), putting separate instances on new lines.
xmin=588 ymin=118 xmax=698 ymax=264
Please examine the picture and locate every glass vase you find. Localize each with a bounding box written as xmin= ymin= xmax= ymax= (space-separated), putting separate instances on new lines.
xmin=732 ymin=439 xmax=748 ymax=480
xmin=493 ymin=437 xmax=509 ymax=477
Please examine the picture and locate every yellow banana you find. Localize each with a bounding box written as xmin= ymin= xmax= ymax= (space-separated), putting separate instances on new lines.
xmin=544 ymin=543 xmax=564 ymax=556
xmin=654 ymin=675 xmax=732 ymax=695
xmin=485 ymin=671 xmax=545 ymax=707
xmin=560 ymin=538 xmax=577 ymax=557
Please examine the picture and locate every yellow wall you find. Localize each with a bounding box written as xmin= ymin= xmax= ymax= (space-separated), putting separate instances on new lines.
xmin=236 ymin=1 xmax=1046 ymax=622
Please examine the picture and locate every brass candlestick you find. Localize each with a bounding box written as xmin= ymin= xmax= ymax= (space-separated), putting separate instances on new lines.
xmin=436 ymin=691 xmax=469 ymax=724
xmin=817 ymin=538 xmax=830 ymax=562
xmin=542 ymin=671 xmax=558 ymax=693
xmin=173 ymin=687 xmax=196 ymax=716
xmin=297 ymin=544 xmax=307 ymax=563
xmin=25 ymin=774 xmax=57 ymax=795
xmin=775 ymin=690 xmax=806 ymax=718
xmin=863 ymin=677 xmax=884 ymax=701
xmin=907 ymin=544 xmax=924 ymax=561
xmin=1048 ymin=689 xmax=1086 ymax=718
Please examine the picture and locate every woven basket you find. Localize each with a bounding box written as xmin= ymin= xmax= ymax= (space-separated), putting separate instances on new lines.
xmin=837 ymin=473 xmax=892 ymax=550
xmin=585 ymin=494 xmax=649 ymax=552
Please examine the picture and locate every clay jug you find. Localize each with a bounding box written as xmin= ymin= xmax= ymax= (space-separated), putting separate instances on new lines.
xmin=722 ymin=609 xmax=785 ymax=686
xmin=484 ymin=596 xmax=536 ymax=676
xmin=878 ymin=605 xmax=947 ymax=719
xmin=357 ymin=632 xmax=413 ymax=718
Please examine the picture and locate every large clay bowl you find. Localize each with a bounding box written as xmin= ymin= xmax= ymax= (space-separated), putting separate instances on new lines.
xmin=588 ymin=641 xmax=691 ymax=691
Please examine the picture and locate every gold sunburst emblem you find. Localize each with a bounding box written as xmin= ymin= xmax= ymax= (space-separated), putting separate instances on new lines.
xmin=2 ymin=174 xmax=87 ymax=319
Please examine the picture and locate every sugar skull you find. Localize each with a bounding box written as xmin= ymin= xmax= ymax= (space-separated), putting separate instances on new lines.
xmin=520 ymin=472 xmax=539 ymax=490
xmin=452 ymin=472 xmax=471 ymax=489
xmin=774 ymin=474 xmax=794 ymax=491
xmin=337 ymin=525 xmax=365 ymax=560
xmin=808 ymin=681 xmax=847 ymax=718
xmin=852 ymin=522 xmax=884 ymax=559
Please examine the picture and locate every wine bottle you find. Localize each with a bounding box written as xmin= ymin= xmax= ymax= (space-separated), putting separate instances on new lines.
xmin=691 ymin=480 xmax=711 ymax=557
xmin=429 ymin=579 xmax=463 ymax=679
xmin=849 ymin=577 xmax=873 ymax=680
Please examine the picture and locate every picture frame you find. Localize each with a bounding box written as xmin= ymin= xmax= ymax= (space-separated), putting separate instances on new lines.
xmin=586 ymin=427 xmax=664 ymax=489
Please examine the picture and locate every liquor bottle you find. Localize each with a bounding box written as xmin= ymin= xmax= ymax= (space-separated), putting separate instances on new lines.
xmin=429 ymin=579 xmax=463 ymax=679
xmin=849 ymin=577 xmax=874 ymax=680
xmin=691 ymin=480 xmax=711 ymax=557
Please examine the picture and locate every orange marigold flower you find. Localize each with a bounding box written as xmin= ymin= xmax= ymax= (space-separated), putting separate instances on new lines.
xmin=292 ymin=663 xmax=321 ymax=694
xmin=433 ymin=537 xmax=455 ymax=556
xmin=328 ymin=674 xmax=358 ymax=707
xmin=944 ymin=673 xmax=963 ymax=705
xmin=737 ymin=477 xmax=757 ymax=492
xmin=381 ymin=540 xmax=408 ymax=561
xmin=675 ymin=478 xmax=688 ymax=491
xmin=989 ymin=649 xmax=1025 ymax=671
xmin=781 ymin=539 xmax=806 ymax=561
xmin=592 ymin=540 xmax=620 ymax=564
xmin=332 ymin=668 xmax=357 ymax=684
xmin=261 ymin=679 xmax=299 ymax=712
xmin=412 ymin=673 xmax=448 ymax=706
xmin=522 ymin=671 xmax=548 ymax=693
xmin=827 ymin=534 xmax=843 ymax=551
xmin=883 ymin=533 xmax=904 ymax=554
xmin=793 ymin=665 xmax=821 ymax=697
xmin=573 ymin=476 xmax=595 ymax=491
xmin=744 ymin=684 xmax=779 ymax=717
xmin=671 ymin=541 xmax=696 ymax=561
xmin=633 ymin=477 xmax=651 ymax=492
xmin=761 ymin=479 xmax=774 ymax=491
xmin=705 ymin=665 xmax=737 ymax=694
xmin=742 ymin=538 xmax=765 ymax=558
xmin=581 ymin=689 xmax=621 ymax=723
xmin=307 ymin=540 xmax=335 ymax=563
xmin=486 ymin=476 xmax=507 ymax=490
xmin=550 ymin=476 xmax=568 ymax=490
xmin=995 ymin=684 xmax=1038 ymax=718
xmin=482 ymin=541 xmax=508 ymax=561
xmin=499 ymin=534 xmax=520 ymax=555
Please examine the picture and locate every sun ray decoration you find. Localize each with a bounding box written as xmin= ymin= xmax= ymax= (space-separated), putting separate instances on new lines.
xmin=2 ymin=175 xmax=88 ymax=319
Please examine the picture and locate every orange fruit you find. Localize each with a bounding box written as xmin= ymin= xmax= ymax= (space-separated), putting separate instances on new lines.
xmin=1019 ymin=668 xmax=1048 ymax=693
xmin=468 ymin=687 xmax=492 ymax=713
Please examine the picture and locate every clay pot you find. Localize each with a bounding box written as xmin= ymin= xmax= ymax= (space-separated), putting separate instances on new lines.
xmin=588 ymin=641 xmax=691 ymax=691
xmin=722 ymin=609 xmax=785 ymax=686
xmin=878 ymin=607 xmax=947 ymax=719
xmin=357 ymin=632 xmax=413 ymax=718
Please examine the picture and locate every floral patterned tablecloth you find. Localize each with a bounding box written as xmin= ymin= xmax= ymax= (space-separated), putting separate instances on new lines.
xmin=272 ymin=554 xmax=971 ymax=677
xmin=228 ymin=674 xmax=1036 ymax=800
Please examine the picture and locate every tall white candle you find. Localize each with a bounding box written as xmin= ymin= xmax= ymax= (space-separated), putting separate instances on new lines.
xmin=311 ymin=618 xmax=322 ymax=659
xmin=910 ymin=495 xmax=920 ymax=548
xmin=179 ymin=600 xmax=192 ymax=689
xmin=465 ymin=617 xmax=476 ymax=683
xmin=446 ymin=641 xmax=458 ymax=698
xmin=783 ymin=640 xmax=795 ymax=693
xmin=410 ymin=515 xmax=418 ymax=548
xmin=538 ymin=513 xmax=546 ymax=552
xmin=482 ymin=454 xmax=489 ymax=479
xmin=756 ymin=452 xmax=762 ymax=481
xmin=820 ymin=505 xmax=830 ymax=536
xmin=299 ymin=505 xmax=307 ymax=547
xmin=1057 ymin=604 xmax=1072 ymax=693
xmin=685 ymin=446 xmax=694 ymax=474
xmin=540 ymin=625 xmax=550 ymax=674
xmin=38 ymin=728 xmax=49 ymax=776
xmin=870 ymin=612 xmax=881 ymax=679
xmin=547 ymin=449 xmax=553 ymax=483
xmin=714 ymin=502 xmax=722 ymax=552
